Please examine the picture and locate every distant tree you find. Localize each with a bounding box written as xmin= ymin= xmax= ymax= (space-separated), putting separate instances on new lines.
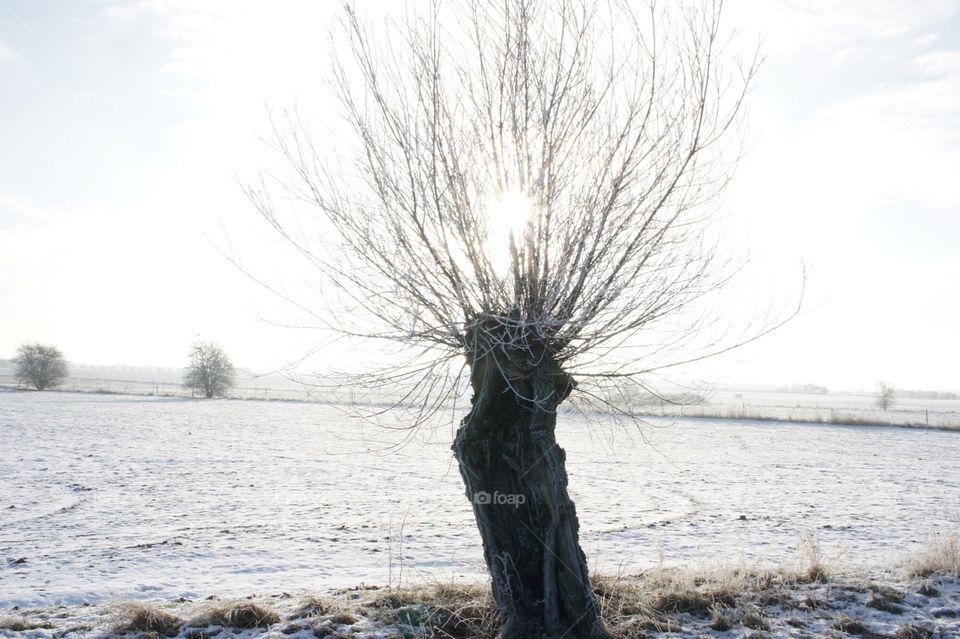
xmin=876 ymin=381 xmax=895 ymax=411
xmin=183 ymin=342 xmax=235 ymax=398
xmin=14 ymin=343 xmax=69 ymax=390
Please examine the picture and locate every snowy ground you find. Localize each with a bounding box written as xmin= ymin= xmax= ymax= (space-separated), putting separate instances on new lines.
xmin=1 ymin=391 xmax=958 ymax=635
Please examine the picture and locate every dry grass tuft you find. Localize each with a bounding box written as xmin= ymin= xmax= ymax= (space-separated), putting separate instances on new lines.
xmin=189 ymin=601 xmax=280 ymax=629
xmin=866 ymin=582 xmax=905 ymax=603
xmin=866 ymin=592 xmax=905 ymax=614
xmin=0 ymin=616 xmax=55 ymax=631
xmin=798 ymin=565 xmax=829 ymax=584
xmin=593 ymin=569 xmax=756 ymax=637
xmin=361 ymin=582 xmax=498 ymax=639
xmin=367 ymin=590 xmax=423 ymax=610
xmin=708 ymin=604 xmax=732 ymax=631
xmin=113 ymin=602 xmax=182 ymax=636
xmin=428 ymin=581 xmax=490 ymax=601
xmin=412 ymin=583 xmax=497 ymax=639
xmin=293 ymin=594 xmax=330 ymax=618
xmin=794 ymin=530 xmax=830 ymax=584
xmin=593 ymin=574 xmax=651 ymax=619
xmin=649 ymin=588 xmax=735 ymax=616
xmin=903 ymin=531 xmax=960 ymax=578
xmin=833 ymin=614 xmax=870 ymax=636
xmin=756 ymin=588 xmax=796 ymax=609
xmin=327 ymin=611 xmax=358 ymax=625
xmin=894 ymin=623 xmax=934 ymax=639
xmin=741 ymin=610 xmax=770 ymax=631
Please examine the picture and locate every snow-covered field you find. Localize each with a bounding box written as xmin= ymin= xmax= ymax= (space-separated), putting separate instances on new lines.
xmin=2 ymin=391 xmax=958 ymax=614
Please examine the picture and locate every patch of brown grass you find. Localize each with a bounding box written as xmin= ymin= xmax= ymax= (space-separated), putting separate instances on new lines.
xmin=189 ymin=601 xmax=280 ymax=629
xmin=113 ymin=602 xmax=182 ymax=636
xmin=292 ymin=594 xmax=330 ymax=618
xmin=367 ymin=590 xmax=422 ymax=610
xmin=741 ymin=610 xmax=769 ymax=631
xmin=649 ymin=588 xmax=735 ymax=616
xmin=795 ymin=530 xmax=830 ymax=583
xmin=0 ymin=616 xmax=55 ymax=631
xmin=894 ymin=623 xmax=933 ymax=639
xmin=756 ymin=588 xmax=796 ymax=609
xmin=428 ymin=581 xmax=490 ymax=601
xmin=903 ymin=531 xmax=960 ymax=578
xmin=327 ymin=611 xmax=358 ymax=625
xmin=708 ymin=605 xmax=732 ymax=631
xmin=360 ymin=582 xmax=497 ymax=639
xmin=866 ymin=592 xmax=905 ymax=614
xmin=593 ymin=575 xmax=650 ymax=618
xmin=832 ymin=614 xmax=869 ymax=635
xmin=413 ymin=583 xmax=497 ymax=639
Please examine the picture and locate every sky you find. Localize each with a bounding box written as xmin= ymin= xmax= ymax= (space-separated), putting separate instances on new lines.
xmin=0 ymin=0 xmax=958 ymax=392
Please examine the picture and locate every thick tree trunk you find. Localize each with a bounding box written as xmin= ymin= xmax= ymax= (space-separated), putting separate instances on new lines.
xmin=452 ymin=338 xmax=611 ymax=639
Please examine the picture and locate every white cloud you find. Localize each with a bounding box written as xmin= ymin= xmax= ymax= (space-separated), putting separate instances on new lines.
xmin=912 ymin=33 xmax=939 ymax=47
xmin=96 ymin=0 xmax=170 ymax=24
xmin=728 ymin=0 xmax=960 ymax=55
xmin=0 ymin=38 xmax=19 ymax=67
xmin=911 ymin=50 xmax=960 ymax=76
xmin=831 ymin=46 xmax=867 ymax=67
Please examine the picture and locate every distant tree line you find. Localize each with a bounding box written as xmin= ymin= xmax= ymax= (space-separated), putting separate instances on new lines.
xmin=896 ymin=389 xmax=959 ymax=401
xmin=7 ymin=340 xmax=236 ymax=399
xmin=778 ymin=383 xmax=829 ymax=395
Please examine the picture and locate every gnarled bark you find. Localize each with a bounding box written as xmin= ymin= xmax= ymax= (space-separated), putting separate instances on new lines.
xmin=452 ymin=323 xmax=611 ymax=639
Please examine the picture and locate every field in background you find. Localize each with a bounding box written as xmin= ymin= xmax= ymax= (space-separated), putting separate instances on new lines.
xmin=0 ymin=361 xmax=352 ymax=403
xmin=1 ymin=360 xmax=957 ymax=429
xmin=635 ymin=390 xmax=960 ymax=430
xmin=2 ymin=391 xmax=958 ymax=609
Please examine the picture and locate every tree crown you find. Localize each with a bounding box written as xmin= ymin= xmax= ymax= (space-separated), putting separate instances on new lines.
xmin=245 ymin=1 xmax=797 ymax=418
xmin=183 ymin=341 xmax=235 ymax=399
xmin=14 ymin=342 xmax=69 ymax=391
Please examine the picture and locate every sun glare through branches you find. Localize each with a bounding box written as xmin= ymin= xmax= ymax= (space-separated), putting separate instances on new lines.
xmin=485 ymin=188 xmax=533 ymax=278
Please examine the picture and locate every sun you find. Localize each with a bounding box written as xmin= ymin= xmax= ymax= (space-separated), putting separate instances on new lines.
xmin=486 ymin=189 xmax=532 ymax=277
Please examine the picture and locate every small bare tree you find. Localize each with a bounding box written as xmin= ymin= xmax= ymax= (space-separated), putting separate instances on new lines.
xmin=246 ymin=2 xmax=795 ymax=637
xmin=14 ymin=343 xmax=68 ymax=390
xmin=876 ymin=381 xmax=895 ymax=411
xmin=183 ymin=342 xmax=235 ymax=399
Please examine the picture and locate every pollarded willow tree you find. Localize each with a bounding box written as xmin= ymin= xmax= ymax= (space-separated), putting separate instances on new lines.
xmin=246 ymin=1 xmax=790 ymax=637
